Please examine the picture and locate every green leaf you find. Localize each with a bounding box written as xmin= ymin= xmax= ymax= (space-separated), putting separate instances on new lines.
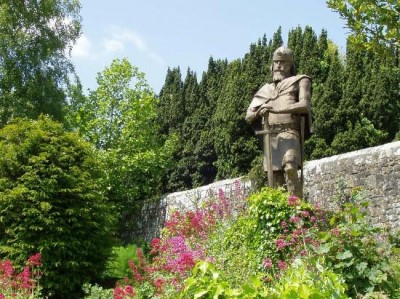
xmin=337 ymin=250 xmax=353 ymax=260
xmin=194 ymin=290 xmax=208 ymax=299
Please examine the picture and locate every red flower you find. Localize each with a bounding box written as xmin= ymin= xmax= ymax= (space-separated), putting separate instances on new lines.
xmin=27 ymin=253 xmax=41 ymax=266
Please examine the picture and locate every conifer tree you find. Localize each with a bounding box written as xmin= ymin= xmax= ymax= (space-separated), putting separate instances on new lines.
xmin=270 ymin=27 xmax=284 ymax=58
xmin=305 ymin=46 xmax=344 ymax=159
xmin=191 ymin=58 xmax=228 ymax=186
xmin=360 ymin=51 xmax=400 ymax=141
xmin=298 ymin=26 xmax=320 ymax=78
xmin=163 ymin=69 xmax=200 ymax=191
xmin=288 ymin=26 xmax=303 ymax=71
xmin=330 ymin=41 xmax=387 ymax=154
xmin=157 ymin=67 xmax=184 ymax=135
xmin=213 ymin=59 xmax=260 ymax=179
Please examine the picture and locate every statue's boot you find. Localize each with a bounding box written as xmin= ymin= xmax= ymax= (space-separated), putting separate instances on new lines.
xmin=284 ymin=163 xmax=303 ymax=198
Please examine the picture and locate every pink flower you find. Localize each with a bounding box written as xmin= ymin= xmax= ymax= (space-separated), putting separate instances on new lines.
xmin=263 ymin=258 xmax=273 ymax=268
xmin=301 ymin=211 xmax=310 ymax=217
xmin=264 ymin=276 xmax=272 ymax=283
xmin=281 ymin=221 xmax=287 ymax=228
xmin=310 ymin=216 xmax=317 ymax=223
xmin=289 ymin=216 xmax=300 ymax=223
xmin=277 ymin=260 xmax=287 ymax=270
xmin=275 ymin=238 xmax=286 ymax=250
xmin=124 ymin=285 xmax=135 ymax=296
xmin=150 ymin=238 xmax=161 ymax=255
xmin=18 ymin=266 xmax=31 ymax=289
xmin=1 ymin=260 xmax=14 ymax=277
xmin=113 ymin=287 xmax=125 ymax=299
xmin=153 ymin=277 xmax=165 ymax=293
xmin=331 ymin=227 xmax=340 ymax=237
xmin=288 ymin=195 xmax=300 ymax=206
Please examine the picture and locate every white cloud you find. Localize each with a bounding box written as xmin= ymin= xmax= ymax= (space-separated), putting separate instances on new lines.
xmin=109 ymin=26 xmax=147 ymax=51
xmin=103 ymin=38 xmax=124 ymax=52
xmin=106 ymin=26 xmax=165 ymax=66
xmin=71 ymin=26 xmax=165 ymax=67
xmin=71 ymin=34 xmax=92 ymax=58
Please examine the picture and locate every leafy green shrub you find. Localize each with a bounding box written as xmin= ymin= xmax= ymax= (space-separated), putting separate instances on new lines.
xmin=247 ymin=187 xmax=313 ymax=262
xmin=269 ymin=258 xmax=348 ymax=299
xmin=318 ymin=198 xmax=398 ymax=297
xmin=82 ymin=283 xmax=113 ymax=299
xmin=179 ymin=259 xmax=348 ymax=299
xmin=0 ymin=117 xmax=116 ymax=298
xmin=206 ymin=213 xmax=261 ymax=287
xmin=105 ymin=244 xmax=139 ymax=279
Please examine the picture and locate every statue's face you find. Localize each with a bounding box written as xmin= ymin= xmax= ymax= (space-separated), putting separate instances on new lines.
xmin=272 ymin=59 xmax=292 ymax=82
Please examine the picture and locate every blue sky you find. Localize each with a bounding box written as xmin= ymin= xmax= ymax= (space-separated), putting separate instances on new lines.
xmin=71 ymin=0 xmax=348 ymax=93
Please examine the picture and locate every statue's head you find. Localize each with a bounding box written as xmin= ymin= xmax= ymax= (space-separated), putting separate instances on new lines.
xmin=271 ymin=47 xmax=296 ymax=82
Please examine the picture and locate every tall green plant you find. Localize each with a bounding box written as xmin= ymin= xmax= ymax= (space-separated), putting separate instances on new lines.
xmin=67 ymin=58 xmax=176 ymax=242
xmin=0 ymin=117 xmax=116 ymax=298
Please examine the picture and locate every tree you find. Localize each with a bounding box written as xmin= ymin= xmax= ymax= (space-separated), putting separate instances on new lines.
xmin=327 ymin=0 xmax=400 ymax=52
xmin=329 ymin=41 xmax=388 ymax=154
xmin=361 ymin=50 xmax=400 ymax=141
xmin=0 ymin=0 xmax=81 ymax=127
xmin=157 ymin=67 xmax=184 ymax=135
xmin=162 ymin=69 xmax=200 ymax=191
xmin=305 ymin=45 xmax=344 ymax=159
xmin=68 ymin=59 xmax=175 ymax=242
xmin=212 ymin=59 xmax=261 ymax=179
xmin=0 ymin=116 xmax=115 ymax=298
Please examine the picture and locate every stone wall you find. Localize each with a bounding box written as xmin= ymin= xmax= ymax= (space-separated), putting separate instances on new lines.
xmin=133 ymin=141 xmax=400 ymax=241
xmin=304 ymin=141 xmax=400 ymax=230
xmin=132 ymin=178 xmax=253 ymax=241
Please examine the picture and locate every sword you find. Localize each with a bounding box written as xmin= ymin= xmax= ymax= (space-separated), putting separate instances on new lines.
xmin=255 ymin=112 xmax=274 ymax=187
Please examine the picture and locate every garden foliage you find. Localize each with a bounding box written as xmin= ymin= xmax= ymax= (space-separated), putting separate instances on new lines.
xmin=0 ymin=117 xmax=116 ymax=298
xmin=67 ymin=58 xmax=176 ymax=243
xmin=109 ymin=186 xmax=400 ymax=299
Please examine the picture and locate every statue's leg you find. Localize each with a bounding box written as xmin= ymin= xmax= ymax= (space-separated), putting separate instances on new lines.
xmin=263 ymin=171 xmax=285 ymax=188
xmin=273 ymin=171 xmax=285 ymax=188
xmin=284 ymin=162 xmax=302 ymax=198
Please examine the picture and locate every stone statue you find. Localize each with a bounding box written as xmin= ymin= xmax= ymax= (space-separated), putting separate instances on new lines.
xmin=246 ymin=47 xmax=312 ymax=197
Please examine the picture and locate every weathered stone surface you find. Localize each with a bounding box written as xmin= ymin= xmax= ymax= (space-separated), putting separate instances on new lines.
xmin=134 ymin=141 xmax=400 ymax=241
xmin=304 ymin=141 xmax=400 ymax=229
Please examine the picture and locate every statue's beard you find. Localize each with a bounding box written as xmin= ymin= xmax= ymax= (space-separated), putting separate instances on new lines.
xmin=273 ymin=70 xmax=289 ymax=82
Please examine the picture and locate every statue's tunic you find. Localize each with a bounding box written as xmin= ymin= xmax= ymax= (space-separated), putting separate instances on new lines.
xmin=247 ymin=75 xmax=311 ymax=171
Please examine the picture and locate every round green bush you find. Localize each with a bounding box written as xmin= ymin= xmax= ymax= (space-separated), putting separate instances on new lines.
xmin=0 ymin=117 xmax=116 ymax=298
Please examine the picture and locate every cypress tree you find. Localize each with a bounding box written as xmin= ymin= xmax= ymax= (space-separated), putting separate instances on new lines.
xmin=157 ymin=67 xmax=184 ymax=135
xmin=288 ymin=26 xmax=303 ymax=71
xmin=164 ymin=69 xmax=200 ymax=191
xmin=213 ymin=59 xmax=260 ymax=179
xmin=330 ymin=40 xmax=387 ymax=154
xmin=360 ymin=51 xmax=400 ymax=141
xmin=191 ymin=58 xmax=228 ymax=187
xmin=305 ymin=46 xmax=344 ymax=159
xmin=298 ymin=26 xmax=320 ymax=78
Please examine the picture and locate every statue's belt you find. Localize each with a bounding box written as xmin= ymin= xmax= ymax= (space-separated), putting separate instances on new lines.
xmin=256 ymin=122 xmax=299 ymax=135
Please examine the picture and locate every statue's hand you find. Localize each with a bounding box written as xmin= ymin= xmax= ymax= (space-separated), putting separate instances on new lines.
xmin=256 ymin=104 xmax=276 ymax=116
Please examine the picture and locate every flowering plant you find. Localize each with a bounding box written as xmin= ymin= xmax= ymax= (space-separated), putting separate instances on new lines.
xmin=114 ymin=184 xmax=244 ymax=298
xmin=0 ymin=253 xmax=42 ymax=298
